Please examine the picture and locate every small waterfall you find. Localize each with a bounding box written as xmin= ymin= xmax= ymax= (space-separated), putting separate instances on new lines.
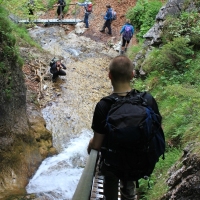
xmin=26 ymin=129 xmax=92 ymax=199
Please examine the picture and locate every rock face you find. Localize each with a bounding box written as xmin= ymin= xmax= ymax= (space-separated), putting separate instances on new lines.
xmin=0 ymin=16 xmax=56 ymax=199
xmin=161 ymin=143 xmax=200 ymax=200
xmin=133 ymin=0 xmax=200 ymax=75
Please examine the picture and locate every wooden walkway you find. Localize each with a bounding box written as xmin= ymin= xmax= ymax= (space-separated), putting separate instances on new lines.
xmin=18 ymin=18 xmax=82 ymax=25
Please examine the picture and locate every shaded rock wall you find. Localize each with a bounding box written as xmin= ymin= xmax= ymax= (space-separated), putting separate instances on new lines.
xmin=133 ymin=0 xmax=200 ymax=75
xmin=0 ymin=14 xmax=56 ymax=199
xmin=161 ymin=143 xmax=200 ymax=200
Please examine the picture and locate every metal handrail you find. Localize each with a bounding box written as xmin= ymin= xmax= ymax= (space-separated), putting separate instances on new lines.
xmin=72 ymin=149 xmax=99 ymax=200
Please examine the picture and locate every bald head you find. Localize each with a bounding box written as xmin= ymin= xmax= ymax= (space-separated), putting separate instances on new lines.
xmin=109 ymin=55 xmax=134 ymax=83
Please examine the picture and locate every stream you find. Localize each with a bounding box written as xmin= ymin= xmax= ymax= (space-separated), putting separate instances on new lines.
xmin=25 ymin=24 xmax=119 ymax=199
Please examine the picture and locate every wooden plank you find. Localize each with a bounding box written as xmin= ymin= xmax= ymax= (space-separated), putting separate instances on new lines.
xmin=18 ymin=18 xmax=81 ymax=25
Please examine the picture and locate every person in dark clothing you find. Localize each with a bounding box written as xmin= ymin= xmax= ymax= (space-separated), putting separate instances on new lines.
xmin=27 ymin=0 xmax=35 ymax=21
xmin=100 ymin=4 xmax=113 ymax=35
xmin=87 ymin=55 xmax=163 ymax=200
xmin=54 ymin=0 xmax=66 ymax=20
xmin=50 ymin=60 xmax=66 ymax=82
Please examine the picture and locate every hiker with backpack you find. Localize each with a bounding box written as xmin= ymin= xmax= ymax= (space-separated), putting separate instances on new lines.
xmin=87 ymin=55 xmax=165 ymax=200
xmin=100 ymin=4 xmax=113 ymax=35
xmin=54 ymin=0 xmax=66 ymax=20
xmin=50 ymin=58 xmax=66 ymax=82
xmin=77 ymin=0 xmax=92 ymax=28
xmin=120 ymin=19 xmax=134 ymax=55
xmin=27 ymin=0 xmax=35 ymax=16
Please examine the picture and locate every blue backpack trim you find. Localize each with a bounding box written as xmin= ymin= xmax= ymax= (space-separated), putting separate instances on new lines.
xmin=101 ymin=91 xmax=165 ymax=181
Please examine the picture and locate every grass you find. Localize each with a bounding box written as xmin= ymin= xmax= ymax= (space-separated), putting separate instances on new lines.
xmin=130 ymin=26 xmax=200 ymax=200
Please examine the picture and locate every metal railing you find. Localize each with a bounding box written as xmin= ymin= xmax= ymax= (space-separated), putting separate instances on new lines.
xmin=72 ymin=149 xmax=99 ymax=200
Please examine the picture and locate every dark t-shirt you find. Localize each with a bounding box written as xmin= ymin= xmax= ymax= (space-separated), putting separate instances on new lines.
xmin=91 ymin=89 xmax=162 ymax=135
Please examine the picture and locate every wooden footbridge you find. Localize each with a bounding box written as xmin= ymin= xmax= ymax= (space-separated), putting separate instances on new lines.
xmin=9 ymin=4 xmax=82 ymax=25
xmin=18 ymin=18 xmax=82 ymax=25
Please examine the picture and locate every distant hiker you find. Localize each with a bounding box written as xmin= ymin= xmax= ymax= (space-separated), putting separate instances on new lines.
xmin=100 ymin=4 xmax=113 ymax=35
xmin=50 ymin=58 xmax=66 ymax=82
xmin=120 ymin=19 xmax=134 ymax=55
xmin=54 ymin=0 xmax=66 ymax=20
xmin=77 ymin=0 xmax=92 ymax=28
xmin=87 ymin=55 xmax=165 ymax=200
xmin=27 ymin=0 xmax=35 ymax=20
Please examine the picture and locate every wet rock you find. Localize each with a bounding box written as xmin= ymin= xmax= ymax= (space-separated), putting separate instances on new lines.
xmin=161 ymin=142 xmax=200 ymax=200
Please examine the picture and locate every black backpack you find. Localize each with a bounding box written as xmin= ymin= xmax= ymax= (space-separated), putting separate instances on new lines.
xmin=101 ymin=91 xmax=165 ymax=182
xmin=59 ymin=0 xmax=66 ymax=7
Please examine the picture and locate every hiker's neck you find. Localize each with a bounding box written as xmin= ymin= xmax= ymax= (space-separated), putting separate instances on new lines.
xmin=112 ymin=83 xmax=132 ymax=94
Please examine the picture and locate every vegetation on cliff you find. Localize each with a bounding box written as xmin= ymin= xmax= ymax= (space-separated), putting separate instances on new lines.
xmin=128 ymin=1 xmax=200 ymax=199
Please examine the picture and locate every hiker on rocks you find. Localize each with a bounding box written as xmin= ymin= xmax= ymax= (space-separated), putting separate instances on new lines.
xmin=77 ymin=0 xmax=92 ymax=28
xmin=54 ymin=0 xmax=66 ymax=20
xmin=120 ymin=19 xmax=134 ymax=55
xmin=100 ymin=4 xmax=113 ymax=35
xmin=87 ymin=55 xmax=164 ymax=200
xmin=50 ymin=58 xmax=66 ymax=82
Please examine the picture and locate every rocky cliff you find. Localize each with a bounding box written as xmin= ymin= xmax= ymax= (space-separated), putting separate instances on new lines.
xmin=135 ymin=0 xmax=200 ymax=199
xmin=0 ymin=13 xmax=56 ymax=199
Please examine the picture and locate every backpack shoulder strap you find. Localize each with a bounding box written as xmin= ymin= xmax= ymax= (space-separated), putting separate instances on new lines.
xmin=101 ymin=94 xmax=118 ymax=104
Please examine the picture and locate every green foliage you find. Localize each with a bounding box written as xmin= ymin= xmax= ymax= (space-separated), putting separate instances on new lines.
xmin=129 ymin=7 xmax=200 ymax=199
xmin=141 ymin=37 xmax=194 ymax=85
xmin=132 ymin=53 xmax=200 ymax=200
xmin=126 ymin=0 xmax=162 ymax=41
xmin=127 ymin=43 xmax=143 ymax=60
xmin=162 ymin=12 xmax=200 ymax=47
xmin=138 ymin=148 xmax=182 ymax=200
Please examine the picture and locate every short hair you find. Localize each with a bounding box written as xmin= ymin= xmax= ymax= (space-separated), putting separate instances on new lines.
xmin=126 ymin=19 xmax=131 ymax=23
xmin=106 ymin=4 xmax=111 ymax=8
xmin=109 ymin=55 xmax=133 ymax=83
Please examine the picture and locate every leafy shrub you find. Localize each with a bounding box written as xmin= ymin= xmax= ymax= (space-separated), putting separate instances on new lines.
xmin=126 ymin=0 xmax=162 ymax=41
xmin=162 ymin=12 xmax=200 ymax=47
xmin=143 ymin=37 xmax=194 ymax=74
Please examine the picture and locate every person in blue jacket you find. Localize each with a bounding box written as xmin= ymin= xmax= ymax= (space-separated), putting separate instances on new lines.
xmin=77 ymin=0 xmax=92 ymax=28
xmin=100 ymin=4 xmax=113 ymax=35
xmin=120 ymin=19 xmax=134 ymax=54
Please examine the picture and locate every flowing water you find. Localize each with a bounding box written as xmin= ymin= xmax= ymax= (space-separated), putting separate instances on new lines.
xmin=26 ymin=25 xmax=118 ymax=199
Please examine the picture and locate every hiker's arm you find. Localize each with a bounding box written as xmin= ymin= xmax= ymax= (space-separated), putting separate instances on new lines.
xmin=87 ymin=132 xmax=105 ymax=154
xmin=131 ymin=27 xmax=134 ymax=36
xmin=120 ymin=26 xmax=125 ymax=35
xmin=61 ymin=63 xmax=66 ymax=69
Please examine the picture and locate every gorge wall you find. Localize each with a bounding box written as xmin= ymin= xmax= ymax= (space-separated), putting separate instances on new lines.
xmin=0 ymin=14 xmax=56 ymax=199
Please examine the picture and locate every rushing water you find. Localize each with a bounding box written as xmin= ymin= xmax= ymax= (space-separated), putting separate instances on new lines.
xmin=26 ymin=129 xmax=92 ymax=199
xmin=25 ymin=25 xmax=118 ymax=199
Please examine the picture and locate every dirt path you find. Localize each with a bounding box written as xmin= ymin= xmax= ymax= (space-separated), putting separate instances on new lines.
xmin=42 ymin=0 xmax=137 ymax=44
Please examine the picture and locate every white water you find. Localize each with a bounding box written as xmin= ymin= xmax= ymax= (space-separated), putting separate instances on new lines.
xmin=26 ymin=129 xmax=92 ymax=199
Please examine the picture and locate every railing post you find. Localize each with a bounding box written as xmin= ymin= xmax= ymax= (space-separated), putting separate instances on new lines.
xmin=72 ymin=149 xmax=98 ymax=200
